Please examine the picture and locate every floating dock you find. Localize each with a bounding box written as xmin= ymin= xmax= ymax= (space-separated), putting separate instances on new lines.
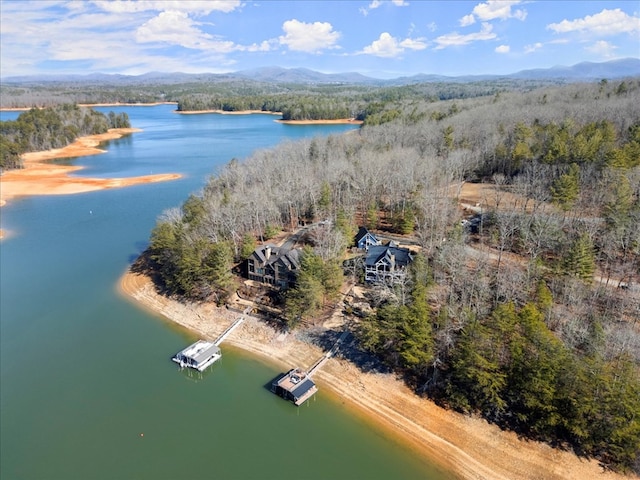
xmin=172 ymin=340 xmax=221 ymax=371
xmin=271 ymin=368 xmax=318 ymax=406
xmin=172 ymin=312 xmax=247 ymax=371
xmin=271 ymin=328 xmax=351 ymax=405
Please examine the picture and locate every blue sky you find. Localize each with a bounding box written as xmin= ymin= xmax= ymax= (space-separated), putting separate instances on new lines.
xmin=1 ymin=0 xmax=639 ymax=78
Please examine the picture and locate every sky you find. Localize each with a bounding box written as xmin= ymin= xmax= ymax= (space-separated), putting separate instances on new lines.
xmin=1 ymin=0 xmax=639 ymax=79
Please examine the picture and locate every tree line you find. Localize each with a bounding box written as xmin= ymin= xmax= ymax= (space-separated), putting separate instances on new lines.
xmin=129 ymin=78 xmax=640 ymax=471
xmin=0 ymin=104 xmax=130 ymax=170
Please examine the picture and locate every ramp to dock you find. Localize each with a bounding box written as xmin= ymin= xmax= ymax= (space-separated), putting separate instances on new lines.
xmin=214 ymin=306 xmax=251 ymax=347
xmin=307 ymin=329 xmax=351 ymax=377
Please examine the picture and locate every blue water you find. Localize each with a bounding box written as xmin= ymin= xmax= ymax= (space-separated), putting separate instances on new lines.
xmin=0 ymin=106 xmax=454 ymax=480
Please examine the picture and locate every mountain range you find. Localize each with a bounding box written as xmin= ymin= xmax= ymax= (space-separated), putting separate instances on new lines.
xmin=4 ymin=58 xmax=639 ymax=86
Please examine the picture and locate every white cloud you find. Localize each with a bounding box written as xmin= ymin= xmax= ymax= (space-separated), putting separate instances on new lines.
xmin=360 ymin=0 xmax=408 ymax=16
xmin=473 ymin=1 xmax=526 ymax=21
xmin=136 ymin=10 xmax=235 ymax=52
xmin=495 ymin=44 xmax=510 ymax=54
xmin=460 ymin=0 xmax=526 ymax=26
xmin=362 ymin=32 xmax=403 ymax=57
xmin=460 ymin=14 xmax=475 ymax=27
xmin=586 ymin=40 xmax=618 ymax=58
xmin=92 ymin=0 xmax=241 ymax=15
xmin=279 ymin=19 xmax=341 ymax=53
xmin=547 ymin=8 xmax=640 ymax=36
xmin=524 ymin=42 xmax=543 ymax=54
xmin=244 ymin=40 xmax=274 ymax=53
xmin=434 ymin=22 xmax=496 ymax=49
xmin=400 ymin=37 xmax=427 ymax=50
xmin=361 ymin=32 xmax=426 ymax=58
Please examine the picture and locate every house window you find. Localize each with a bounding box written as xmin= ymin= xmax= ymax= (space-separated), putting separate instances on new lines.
xmin=248 ymin=261 xmax=255 ymax=273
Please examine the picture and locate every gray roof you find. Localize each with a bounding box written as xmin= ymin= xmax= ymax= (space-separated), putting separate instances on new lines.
xmin=365 ymin=245 xmax=413 ymax=268
xmin=176 ymin=341 xmax=221 ymax=366
xmin=251 ymin=245 xmax=300 ymax=270
xmin=292 ymin=378 xmax=317 ymax=400
xmin=355 ymin=227 xmax=375 ymax=244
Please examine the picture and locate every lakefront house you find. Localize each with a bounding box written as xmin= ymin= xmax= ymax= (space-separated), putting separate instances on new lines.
xmin=364 ymin=244 xmax=414 ymax=284
xmin=354 ymin=226 xmax=381 ymax=250
xmin=246 ymin=244 xmax=300 ymax=289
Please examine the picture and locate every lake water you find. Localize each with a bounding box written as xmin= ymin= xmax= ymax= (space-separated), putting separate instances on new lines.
xmin=0 ymin=106 xmax=454 ymax=479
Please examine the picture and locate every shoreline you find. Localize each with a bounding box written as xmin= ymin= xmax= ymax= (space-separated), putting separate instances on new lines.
xmin=2 ymin=105 xmax=363 ymax=125
xmin=0 ymin=128 xmax=181 ymax=210
xmin=176 ymin=109 xmax=282 ymax=116
xmin=174 ymin=109 xmax=363 ymax=125
xmin=0 ymin=102 xmax=178 ymax=111
xmin=118 ymin=269 xmax=631 ymax=480
xmin=276 ymin=118 xmax=363 ymax=125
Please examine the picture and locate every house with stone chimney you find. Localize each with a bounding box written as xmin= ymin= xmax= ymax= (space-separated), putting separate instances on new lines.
xmin=246 ymin=244 xmax=301 ymax=289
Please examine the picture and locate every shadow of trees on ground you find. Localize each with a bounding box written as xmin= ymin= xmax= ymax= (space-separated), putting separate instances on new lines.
xmin=303 ymin=327 xmax=392 ymax=375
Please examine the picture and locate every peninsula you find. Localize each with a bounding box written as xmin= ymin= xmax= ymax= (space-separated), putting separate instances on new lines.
xmin=0 ymin=128 xmax=181 ymax=208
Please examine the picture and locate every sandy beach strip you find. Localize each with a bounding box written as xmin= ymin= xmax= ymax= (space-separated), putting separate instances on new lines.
xmin=175 ymin=109 xmax=282 ymax=116
xmin=173 ymin=109 xmax=362 ymax=125
xmin=77 ymin=102 xmax=178 ymax=108
xmin=0 ymin=128 xmax=181 ymax=209
xmin=276 ymin=118 xmax=363 ymax=125
xmin=118 ymin=270 xmax=632 ymax=480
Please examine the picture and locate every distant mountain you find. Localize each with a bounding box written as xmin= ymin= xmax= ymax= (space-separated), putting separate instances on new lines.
xmin=233 ymin=66 xmax=381 ymax=84
xmin=510 ymin=58 xmax=640 ymax=80
xmin=3 ymin=58 xmax=639 ymax=85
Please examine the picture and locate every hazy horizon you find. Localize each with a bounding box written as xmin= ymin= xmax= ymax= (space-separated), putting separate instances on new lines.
xmin=1 ymin=1 xmax=639 ymax=79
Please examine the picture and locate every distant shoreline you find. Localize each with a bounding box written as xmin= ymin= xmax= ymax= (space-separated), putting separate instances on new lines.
xmin=0 ymin=128 xmax=181 ymax=211
xmin=176 ymin=109 xmax=282 ymax=116
xmin=175 ymin=109 xmax=363 ymax=125
xmin=1 ymin=105 xmax=363 ymax=125
xmin=0 ymin=102 xmax=178 ymax=111
xmin=276 ymin=118 xmax=363 ymax=125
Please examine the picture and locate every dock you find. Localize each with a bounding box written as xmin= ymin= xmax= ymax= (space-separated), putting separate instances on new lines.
xmin=271 ymin=327 xmax=351 ymax=405
xmin=172 ymin=340 xmax=221 ymax=371
xmin=271 ymin=368 xmax=318 ymax=406
xmin=172 ymin=308 xmax=248 ymax=372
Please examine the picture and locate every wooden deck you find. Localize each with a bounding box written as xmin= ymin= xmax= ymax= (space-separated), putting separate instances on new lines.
xmin=271 ymin=368 xmax=318 ymax=406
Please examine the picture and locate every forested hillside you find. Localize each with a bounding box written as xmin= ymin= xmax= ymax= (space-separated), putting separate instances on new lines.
xmin=143 ymin=78 xmax=640 ymax=472
xmin=0 ymin=104 xmax=130 ymax=170
xmin=1 ymin=73 xmax=559 ymax=121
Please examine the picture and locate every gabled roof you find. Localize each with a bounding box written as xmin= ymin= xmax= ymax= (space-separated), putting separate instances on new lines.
xmin=250 ymin=244 xmax=300 ymax=271
xmin=175 ymin=340 xmax=221 ymax=365
xmin=365 ymin=245 xmax=413 ymax=268
xmin=355 ymin=226 xmax=377 ymax=244
xmin=273 ymin=248 xmax=301 ymax=271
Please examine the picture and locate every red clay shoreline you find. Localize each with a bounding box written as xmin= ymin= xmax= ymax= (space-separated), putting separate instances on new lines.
xmin=0 ymin=127 xmax=181 ymax=222
xmin=118 ymin=270 xmax=634 ymax=480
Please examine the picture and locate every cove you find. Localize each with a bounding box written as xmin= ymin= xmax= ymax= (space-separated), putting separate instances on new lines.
xmin=0 ymin=105 xmax=455 ymax=480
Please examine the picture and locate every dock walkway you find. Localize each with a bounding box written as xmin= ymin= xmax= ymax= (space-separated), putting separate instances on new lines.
xmin=213 ymin=307 xmax=249 ymax=346
xmin=307 ymin=328 xmax=350 ymax=377
xmin=173 ymin=306 xmax=250 ymax=372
